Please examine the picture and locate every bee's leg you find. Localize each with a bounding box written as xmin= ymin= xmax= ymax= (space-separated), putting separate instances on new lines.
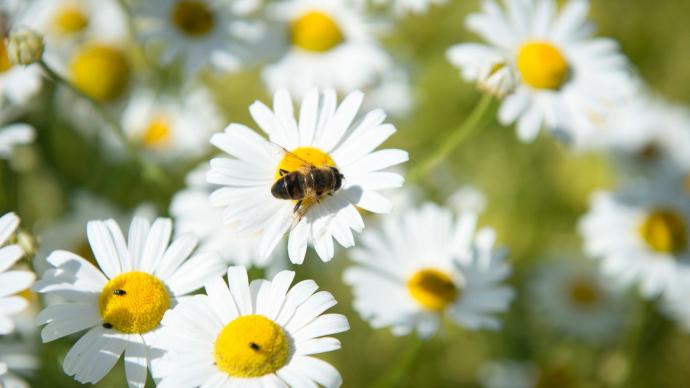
xmin=279 ymin=169 xmax=289 ymax=176
xmin=293 ymin=200 xmax=302 ymax=214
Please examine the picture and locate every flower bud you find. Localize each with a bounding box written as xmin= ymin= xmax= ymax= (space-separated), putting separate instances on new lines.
xmin=7 ymin=28 xmax=44 ymax=66
xmin=477 ymin=60 xmax=518 ymax=99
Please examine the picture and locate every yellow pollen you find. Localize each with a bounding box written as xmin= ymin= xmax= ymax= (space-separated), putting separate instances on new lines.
xmin=142 ymin=116 xmax=172 ymax=148
xmin=53 ymin=6 xmax=89 ymax=35
xmin=274 ymin=146 xmax=335 ymax=180
xmin=567 ymin=277 xmax=600 ymax=308
xmin=407 ymin=268 xmax=459 ymax=311
xmin=639 ymin=209 xmax=688 ymax=254
xmin=214 ymin=315 xmax=290 ymax=378
xmin=0 ymin=40 xmax=12 ymax=73
xmin=171 ymin=0 xmax=215 ymax=37
xmin=70 ymin=44 xmax=130 ymax=102
xmin=290 ymin=11 xmax=344 ymax=52
xmin=99 ymin=271 xmax=170 ymax=334
xmin=517 ymin=41 xmax=570 ymax=90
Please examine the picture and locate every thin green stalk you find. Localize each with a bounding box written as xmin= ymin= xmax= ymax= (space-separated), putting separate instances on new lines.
xmin=407 ymin=93 xmax=494 ymax=183
xmin=370 ymin=335 xmax=424 ymax=388
xmin=38 ymin=59 xmax=171 ymax=188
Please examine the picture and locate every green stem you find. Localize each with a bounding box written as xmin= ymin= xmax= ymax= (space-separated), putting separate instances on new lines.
xmin=38 ymin=59 xmax=172 ymax=188
xmin=370 ymin=335 xmax=424 ymax=388
xmin=407 ymin=93 xmax=494 ymax=183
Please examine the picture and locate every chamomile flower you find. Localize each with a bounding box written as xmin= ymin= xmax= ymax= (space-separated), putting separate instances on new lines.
xmin=122 ymin=88 xmax=223 ymax=160
xmin=207 ymin=88 xmax=408 ymax=264
xmin=156 ymin=266 xmax=349 ymax=388
xmin=135 ymin=0 xmax=261 ymax=78
xmin=66 ymin=40 xmax=132 ymax=103
xmin=33 ymin=216 xmax=225 ymax=387
xmin=597 ymin=94 xmax=690 ymax=175
xmin=579 ymin=183 xmax=690 ymax=298
xmin=343 ymin=202 xmax=514 ymax=338
xmin=262 ymin=0 xmax=392 ymax=100
xmin=528 ymin=259 xmax=625 ymax=342
xmin=0 ymin=121 xmax=33 ymax=159
xmin=0 ymin=1 xmax=42 ymax=107
xmin=446 ymin=0 xmax=634 ymax=145
xmin=20 ymin=0 xmax=127 ymax=49
xmin=478 ymin=360 xmax=537 ymax=388
xmin=171 ymin=165 xmax=285 ymax=269
xmin=0 ymin=212 xmax=35 ymax=335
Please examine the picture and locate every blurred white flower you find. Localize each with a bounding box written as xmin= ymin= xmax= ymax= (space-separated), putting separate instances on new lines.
xmin=528 ymin=258 xmax=626 ymax=342
xmin=447 ymin=0 xmax=635 ymax=146
xmin=134 ymin=0 xmax=262 ymax=78
xmin=368 ymin=0 xmax=448 ymax=15
xmin=170 ymin=164 xmax=286 ymax=270
xmin=344 ymin=201 xmax=514 ymax=338
xmin=122 ymin=88 xmax=223 ymax=160
xmin=579 ymin=182 xmax=690 ymax=298
xmin=207 ymin=88 xmax=407 ymax=264
xmin=0 ymin=337 xmax=39 ymax=388
xmin=0 ymin=212 xmax=35 ymax=335
xmin=0 ymin=122 xmax=33 ymax=159
xmin=33 ymin=216 xmax=225 ymax=387
xmin=478 ymin=360 xmax=537 ymax=388
xmin=262 ymin=0 xmax=392 ymax=100
xmin=155 ymin=266 xmax=349 ymax=388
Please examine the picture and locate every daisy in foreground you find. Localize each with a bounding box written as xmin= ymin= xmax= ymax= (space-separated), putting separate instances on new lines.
xmin=343 ymin=201 xmax=514 ymax=337
xmin=446 ymin=0 xmax=634 ymax=145
xmin=579 ymin=182 xmax=690 ymax=298
xmin=155 ymin=266 xmax=349 ymax=388
xmin=0 ymin=212 xmax=35 ymax=335
xmin=33 ymin=216 xmax=225 ymax=387
xmin=207 ymin=88 xmax=408 ymax=264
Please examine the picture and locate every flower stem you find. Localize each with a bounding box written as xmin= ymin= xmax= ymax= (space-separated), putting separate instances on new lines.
xmin=407 ymin=93 xmax=494 ymax=183
xmin=370 ymin=335 xmax=424 ymax=388
xmin=38 ymin=59 xmax=171 ymax=188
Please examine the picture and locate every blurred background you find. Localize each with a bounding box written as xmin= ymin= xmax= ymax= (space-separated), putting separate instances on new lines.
xmin=2 ymin=0 xmax=690 ymax=387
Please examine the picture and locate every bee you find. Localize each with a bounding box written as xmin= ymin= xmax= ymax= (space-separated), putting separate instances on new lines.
xmin=271 ymin=147 xmax=344 ymax=224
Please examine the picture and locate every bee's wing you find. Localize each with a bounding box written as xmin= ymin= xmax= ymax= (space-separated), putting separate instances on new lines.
xmin=266 ymin=141 xmax=316 ymax=168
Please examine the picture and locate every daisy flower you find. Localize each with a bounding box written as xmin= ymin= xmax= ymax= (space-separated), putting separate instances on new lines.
xmin=446 ymin=0 xmax=635 ymax=145
xmin=478 ymin=360 xmax=537 ymax=388
xmin=343 ymin=201 xmax=514 ymax=338
xmin=0 ymin=0 xmax=43 ymax=108
xmin=262 ymin=0 xmax=392 ymax=100
xmin=207 ymin=88 xmax=408 ymax=264
xmin=20 ymin=0 xmax=127 ymax=50
xmin=156 ymin=266 xmax=349 ymax=388
xmin=134 ymin=0 xmax=261 ymax=77
xmin=122 ymin=88 xmax=223 ymax=160
xmin=33 ymin=216 xmax=225 ymax=387
xmin=0 ymin=121 xmax=33 ymax=159
xmin=579 ymin=183 xmax=690 ymax=298
xmin=171 ymin=165 xmax=285 ymax=269
xmin=65 ymin=40 xmax=132 ymax=103
xmin=528 ymin=258 xmax=625 ymax=342
xmin=597 ymin=93 xmax=690 ymax=176
xmin=0 ymin=212 xmax=35 ymax=335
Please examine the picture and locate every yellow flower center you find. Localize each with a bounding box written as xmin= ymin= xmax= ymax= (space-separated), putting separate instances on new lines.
xmin=274 ymin=146 xmax=336 ymax=180
xmin=214 ymin=315 xmax=290 ymax=378
xmin=99 ymin=271 xmax=170 ymax=334
xmin=567 ymin=277 xmax=600 ymax=308
xmin=290 ymin=11 xmax=344 ymax=52
xmin=517 ymin=41 xmax=570 ymax=90
xmin=0 ymin=40 xmax=12 ymax=73
xmin=142 ymin=116 xmax=172 ymax=148
xmin=53 ymin=6 xmax=89 ymax=35
xmin=407 ymin=268 xmax=459 ymax=311
xmin=171 ymin=0 xmax=215 ymax=37
xmin=639 ymin=209 xmax=688 ymax=254
xmin=70 ymin=44 xmax=130 ymax=102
